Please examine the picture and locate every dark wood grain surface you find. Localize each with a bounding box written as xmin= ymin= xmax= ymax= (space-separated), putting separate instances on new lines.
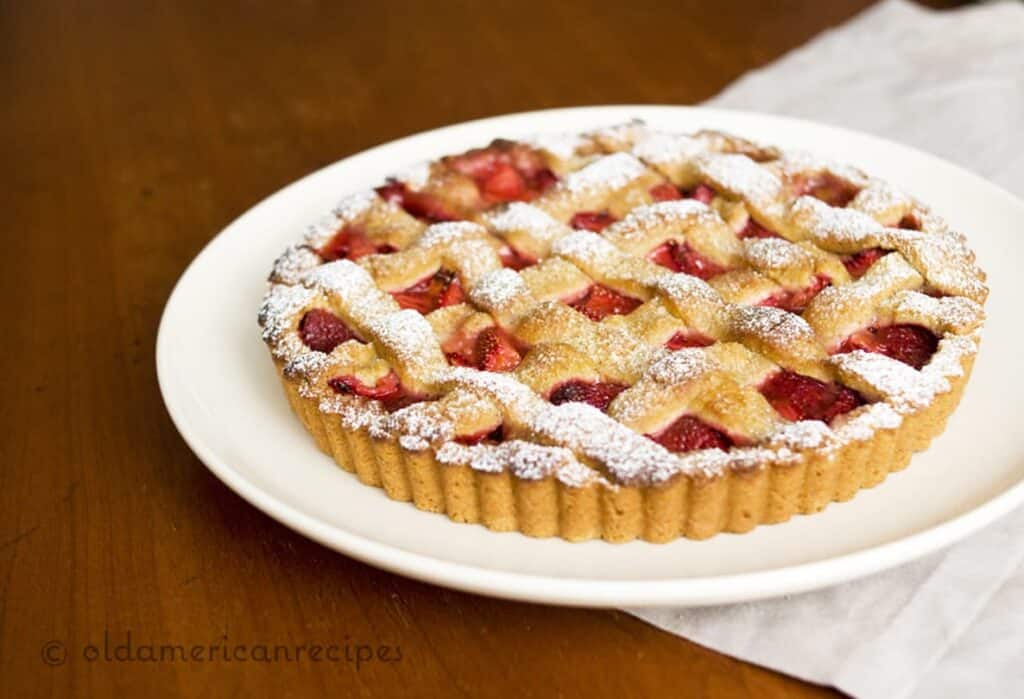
xmin=1 ymin=1 xmax=963 ymax=696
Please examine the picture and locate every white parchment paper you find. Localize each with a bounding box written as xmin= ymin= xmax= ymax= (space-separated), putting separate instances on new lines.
xmin=630 ymin=2 xmax=1024 ymax=697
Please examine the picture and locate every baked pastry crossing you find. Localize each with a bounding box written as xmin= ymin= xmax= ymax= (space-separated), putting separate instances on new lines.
xmin=259 ymin=121 xmax=987 ymax=542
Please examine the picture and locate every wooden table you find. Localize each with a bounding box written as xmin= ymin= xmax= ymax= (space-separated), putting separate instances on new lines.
xmin=2 ymin=1 xmax=963 ymax=696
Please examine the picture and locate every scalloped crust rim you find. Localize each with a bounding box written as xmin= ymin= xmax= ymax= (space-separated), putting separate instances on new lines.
xmin=276 ymin=351 xmax=975 ymax=543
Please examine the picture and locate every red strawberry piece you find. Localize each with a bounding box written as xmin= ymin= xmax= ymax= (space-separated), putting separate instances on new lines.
xmin=648 ymin=415 xmax=733 ymax=453
xmin=647 ymin=240 xmax=728 ymax=280
xmin=317 ymin=224 xmax=379 ymax=261
xmin=455 ymin=424 xmax=505 ymax=445
xmin=567 ymin=284 xmax=643 ymax=321
xmin=499 ymin=245 xmax=537 ymax=270
xmin=670 ymin=242 xmax=728 ymax=279
xmin=391 ymin=270 xmax=462 ymax=314
xmin=836 ymin=324 xmax=939 ymax=370
xmin=444 ymin=326 xmax=522 ymax=372
xmin=473 ymin=327 xmax=522 ymax=372
xmin=375 ymin=181 xmax=458 ymax=222
xmin=897 ymin=215 xmax=920 ymax=230
xmin=437 ymin=277 xmax=466 ymax=307
xmin=684 ymin=184 xmax=716 ymax=204
xmin=842 ymin=248 xmax=887 ymax=278
xmin=796 ymin=174 xmax=859 ymax=207
xmin=738 ymin=217 xmax=781 ymax=240
xmin=759 ymin=274 xmax=831 ymax=313
xmin=446 ymin=147 xmax=502 ymax=179
xmin=528 ymin=168 xmax=559 ymax=195
xmin=759 ymin=370 xmax=863 ymax=423
xmin=649 ymin=183 xmax=682 ymax=202
xmin=508 ymin=143 xmax=548 ymax=178
xmin=569 ymin=211 xmax=617 ymax=232
xmin=548 ymin=380 xmax=628 ymax=411
xmin=648 ymin=242 xmax=679 ymax=271
xmin=481 ymin=162 xmax=527 ymax=202
xmin=446 ymin=142 xmax=556 ymax=203
xmin=441 ymin=327 xmax=476 ymax=367
xmin=665 ymin=331 xmax=715 ymax=350
xmin=298 ymin=309 xmax=355 ymax=353
xmin=391 ymin=275 xmax=441 ymax=313
xmin=327 ymin=370 xmax=419 ymax=412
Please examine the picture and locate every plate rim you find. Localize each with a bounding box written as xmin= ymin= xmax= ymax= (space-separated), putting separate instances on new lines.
xmin=156 ymin=104 xmax=1024 ymax=607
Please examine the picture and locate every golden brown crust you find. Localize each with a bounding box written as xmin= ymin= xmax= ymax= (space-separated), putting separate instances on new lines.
xmin=260 ymin=122 xmax=988 ymax=542
xmin=278 ymin=349 xmax=974 ymax=542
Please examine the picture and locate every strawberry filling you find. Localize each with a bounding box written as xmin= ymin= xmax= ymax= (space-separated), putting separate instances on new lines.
xmin=567 ymin=284 xmax=643 ymax=321
xmin=738 ymin=217 xmax=781 ymax=240
xmin=499 ymin=245 xmax=537 ymax=271
xmin=759 ymin=274 xmax=832 ymax=313
xmin=455 ymin=424 xmax=505 ymax=445
xmin=375 ymin=181 xmax=458 ymax=222
xmin=445 ymin=141 xmax=558 ymax=204
xmin=318 ymin=224 xmax=397 ymax=262
xmin=648 ymin=240 xmax=728 ymax=280
xmin=842 ymin=248 xmax=888 ymax=278
xmin=444 ymin=326 xmax=522 ymax=372
xmin=836 ymin=324 xmax=939 ymax=370
xmin=683 ymin=184 xmax=716 ymax=204
xmin=391 ymin=269 xmax=465 ymax=314
xmin=327 ymin=371 xmax=420 ymax=412
xmin=795 ymin=174 xmax=860 ymax=208
xmin=759 ymin=370 xmax=863 ymax=423
xmin=897 ymin=215 xmax=920 ymax=230
xmin=665 ymin=331 xmax=715 ymax=350
xmin=298 ymin=309 xmax=357 ymax=353
xmin=647 ymin=415 xmax=733 ymax=453
xmin=649 ymin=182 xmax=682 ymax=202
xmin=569 ymin=211 xmax=617 ymax=232
xmin=548 ymin=380 xmax=628 ymax=412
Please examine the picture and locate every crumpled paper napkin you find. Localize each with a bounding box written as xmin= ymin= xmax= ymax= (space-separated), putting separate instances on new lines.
xmin=629 ymin=2 xmax=1024 ymax=697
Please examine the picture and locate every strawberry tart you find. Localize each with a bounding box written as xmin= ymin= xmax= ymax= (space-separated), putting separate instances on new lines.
xmin=258 ymin=121 xmax=987 ymax=542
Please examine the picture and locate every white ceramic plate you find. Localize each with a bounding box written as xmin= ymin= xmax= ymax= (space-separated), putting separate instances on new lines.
xmin=157 ymin=106 xmax=1024 ymax=607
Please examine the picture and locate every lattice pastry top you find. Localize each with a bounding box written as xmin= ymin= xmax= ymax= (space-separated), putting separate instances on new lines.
xmin=259 ymin=120 xmax=987 ymax=490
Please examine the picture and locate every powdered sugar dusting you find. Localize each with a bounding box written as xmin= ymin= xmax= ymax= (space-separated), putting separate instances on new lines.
xmin=270 ymin=245 xmax=321 ymax=284
xmin=533 ymin=401 xmax=694 ymax=484
xmin=333 ymin=190 xmax=377 ymax=220
xmin=767 ymin=420 xmax=837 ymax=451
xmin=435 ymin=440 xmax=598 ymax=487
xmin=743 ymin=237 xmax=813 ymax=271
xmin=833 ymin=402 xmax=903 ymax=442
xmin=369 ymin=310 xmax=446 ymax=385
xmin=563 ymin=152 xmax=646 ymax=195
xmin=789 ymin=196 xmax=885 ymax=249
xmin=283 ymin=351 xmax=331 ymax=379
xmin=647 ymin=348 xmax=713 ymax=385
xmin=304 ymin=212 xmax=345 ymax=249
xmin=779 ymin=149 xmax=869 ymax=188
xmin=526 ymin=132 xmax=586 ymax=160
xmin=469 ymin=268 xmax=530 ymax=309
xmin=656 ymin=273 xmax=722 ymax=307
xmin=485 ymin=203 xmax=568 ymax=244
xmin=258 ymin=284 xmax=316 ymax=345
xmin=696 ymin=153 xmax=782 ymax=204
xmin=850 ymin=180 xmax=910 ymax=220
xmin=631 ymin=130 xmax=703 ymax=166
xmin=259 ymin=122 xmax=987 ymax=491
xmin=830 ymin=350 xmax=949 ymax=411
xmin=551 ymin=230 xmax=620 ymax=267
xmin=884 ymin=290 xmax=984 ymax=333
xmin=729 ymin=305 xmax=816 ymax=345
xmin=416 ymin=221 xmax=486 ymax=249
